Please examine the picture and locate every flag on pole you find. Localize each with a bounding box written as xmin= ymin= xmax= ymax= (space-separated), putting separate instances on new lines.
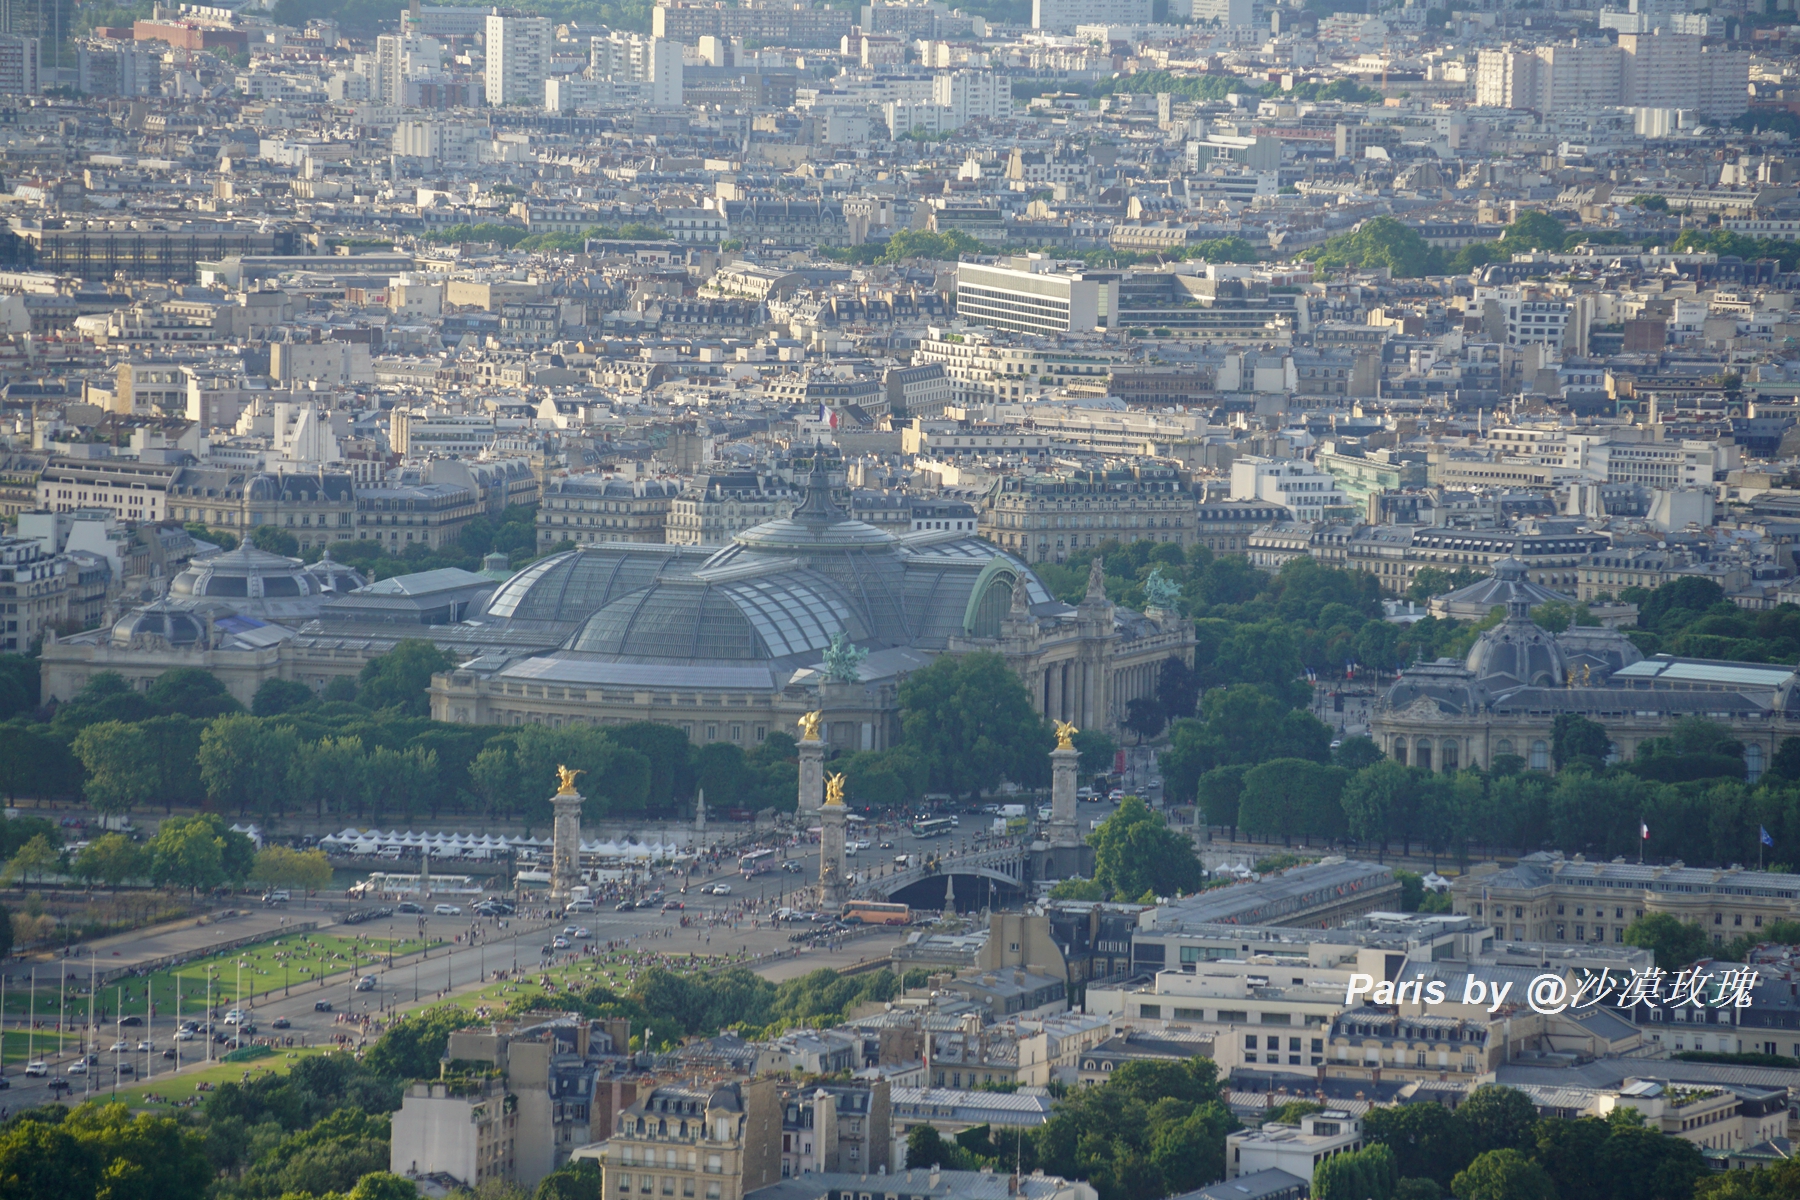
xmin=1641 ymin=822 xmax=1650 ymax=840
xmin=1762 ymin=826 xmax=1775 ymax=847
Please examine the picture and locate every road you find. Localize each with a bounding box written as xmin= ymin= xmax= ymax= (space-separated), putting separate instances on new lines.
xmin=0 ymin=801 xmax=1145 ymax=1112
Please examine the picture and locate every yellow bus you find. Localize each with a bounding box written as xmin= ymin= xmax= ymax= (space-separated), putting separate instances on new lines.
xmin=842 ymin=900 xmax=911 ymax=926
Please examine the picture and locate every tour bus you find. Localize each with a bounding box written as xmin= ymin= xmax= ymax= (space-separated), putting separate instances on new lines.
xmin=841 ymin=900 xmax=911 ymax=926
xmin=912 ymin=817 xmax=954 ymax=839
xmin=739 ymin=848 xmax=777 ymax=877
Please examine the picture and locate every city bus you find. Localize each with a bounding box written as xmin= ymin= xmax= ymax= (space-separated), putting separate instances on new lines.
xmin=738 ymin=848 xmax=776 ymax=876
xmin=841 ymin=900 xmax=911 ymax=926
xmin=912 ymin=817 xmax=954 ymax=839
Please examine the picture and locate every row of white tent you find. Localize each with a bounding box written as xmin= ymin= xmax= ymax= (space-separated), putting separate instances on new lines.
xmin=316 ymin=828 xmax=695 ymax=861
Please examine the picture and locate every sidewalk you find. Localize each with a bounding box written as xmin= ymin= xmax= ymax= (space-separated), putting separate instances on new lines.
xmin=7 ymin=905 xmax=318 ymax=977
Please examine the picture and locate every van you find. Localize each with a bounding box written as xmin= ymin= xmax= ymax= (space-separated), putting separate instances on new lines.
xmin=565 ymin=899 xmax=597 ymax=913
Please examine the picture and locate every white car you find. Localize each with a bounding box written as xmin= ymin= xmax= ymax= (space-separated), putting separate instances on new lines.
xmin=24 ymin=1061 xmax=47 ymax=1077
xmin=709 ymin=883 xmax=732 ymax=896
xmin=552 ymin=936 xmax=570 ymax=949
xmin=434 ymin=903 xmax=462 ymax=915
xmin=574 ymin=927 xmax=591 ymax=939
xmin=110 ymin=1040 xmax=130 ymax=1052
xmin=222 ymin=1010 xmax=246 ymax=1025
xmin=136 ymin=1040 xmax=154 ymax=1052
xmin=66 ymin=1061 xmax=88 ymax=1075
xmin=173 ymin=1029 xmax=196 ymax=1042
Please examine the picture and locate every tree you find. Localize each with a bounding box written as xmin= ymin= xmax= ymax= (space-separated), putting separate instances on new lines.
xmin=899 ymin=652 xmax=1051 ymax=799
xmin=906 ymin=1125 xmax=979 ymax=1170
xmin=300 ymin=735 xmax=366 ymax=819
xmin=72 ymin=834 xmax=145 ymax=890
xmin=1071 ymin=728 xmax=1118 ymax=776
xmin=1334 ymin=736 xmax=1385 ymax=771
xmin=147 ymin=815 xmax=254 ymax=892
xmin=1124 ymin=696 xmax=1166 ymax=743
xmin=535 ymin=1160 xmax=603 ymax=1200
xmin=695 ymin=742 xmax=752 ymax=808
xmin=357 ymin=638 xmax=455 ymax=716
xmin=251 ymin=846 xmax=332 ymax=893
xmin=1364 ymin=1101 xmax=1475 ymax=1190
xmin=253 ymin=678 xmax=317 ymax=717
xmin=3 ymin=832 xmax=60 ymax=885
xmin=322 ymin=676 xmax=360 ymax=703
xmin=1552 ymin=713 xmax=1610 ymax=770
xmin=1089 ymin=797 xmax=1202 ymax=900
xmin=146 ymin=668 xmax=244 ymax=718
xmin=1238 ymin=758 xmax=1347 ymax=846
xmin=1457 ymin=1086 xmax=1539 ymax=1155
xmin=1695 ymin=1154 xmax=1800 ymax=1200
xmin=1623 ymin=912 xmax=1711 ymax=969
xmin=71 ymin=721 xmax=159 ymax=816
xmin=250 ymin=524 xmax=301 ymax=557
xmin=198 ymin=715 xmax=300 ymax=818
xmin=1156 ymin=656 xmax=1200 ymax=722
xmin=1314 ymin=1143 xmax=1398 ymax=1200
xmin=1048 ymin=877 xmax=1105 ymax=900
xmin=351 ymin=1173 xmax=423 ymax=1200
xmin=1197 ymin=764 xmax=1248 ymax=839
xmin=1450 ymin=1150 xmax=1556 ymax=1200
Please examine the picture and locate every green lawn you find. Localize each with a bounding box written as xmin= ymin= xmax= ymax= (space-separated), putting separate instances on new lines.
xmin=1 ymin=930 xmax=441 ymax=1026
xmin=0 ymin=1028 xmax=79 ymax=1068
xmin=91 ymin=1046 xmax=340 ymax=1112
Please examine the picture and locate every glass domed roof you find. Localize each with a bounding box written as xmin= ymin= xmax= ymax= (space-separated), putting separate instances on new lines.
xmin=562 ymin=571 xmax=865 ymax=662
xmin=483 ymin=545 xmax=708 ymax=630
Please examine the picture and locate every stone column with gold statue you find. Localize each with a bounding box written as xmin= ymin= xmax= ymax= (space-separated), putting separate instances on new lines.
xmin=1050 ymin=720 xmax=1081 ymax=848
xmin=818 ymin=771 xmax=849 ymax=908
xmin=796 ymin=709 xmax=825 ymax=816
xmin=550 ymin=765 xmax=585 ymax=903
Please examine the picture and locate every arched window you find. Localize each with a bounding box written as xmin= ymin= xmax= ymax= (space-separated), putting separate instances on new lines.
xmin=1495 ymin=739 xmax=1514 ymax=757
xmin=1416 ymin=740 xmax=1433 ymax=771
xmin=1393 ymin=738 xmax=1407 ymax=766
xmin=1747 ymin=744 xmax=1765 ymax=783
xmin=1530 ymin=740 xmax=1550 ymax=771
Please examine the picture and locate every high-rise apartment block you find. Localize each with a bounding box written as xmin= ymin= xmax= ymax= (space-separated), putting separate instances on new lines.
xmin=485 ymin=11 xmax=550 ymax=106
xmin=1475 ymin=33 xmax=1747 ymax=118
xmin=588 ymin=32 xmax=683 ymax=109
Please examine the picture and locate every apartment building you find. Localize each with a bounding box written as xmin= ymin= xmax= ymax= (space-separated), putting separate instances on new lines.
xmin=355 ymin=481 xmax=480 ymax=551
xmin=167 ymin=468 xmax=358 ymax=551
xmin=1324 ymin=1013 xmax=1501 ymax=1081
xmin=537 ymin=475 xmax=681 ymax=547
xmin=979 ymin=465 xmax=1196 ymax=563
xmin=778 ymin=1082 xmax=891 ymax=1179
xmin=603 ymin=1080 xmax=783 ymax=1200
xmin=38 ymin=457 xmax=180 ymax=523
xmin=392 ymin=1079 xmax=519 ymax=1190
xmin=485 ymin=11 xmax=550 ymax=106
xmin=1453 ymin=854 xmax=1800 ymax=949
xmin=0 ymin=536 xmax=68 ymax=652
xmin=912 ymin=327 xmax=1123 ymax=403
xmin=1345 ymin=523 xmax=1608 ymax=594
xmin=666 ymin=473 xmax=795 ymax=546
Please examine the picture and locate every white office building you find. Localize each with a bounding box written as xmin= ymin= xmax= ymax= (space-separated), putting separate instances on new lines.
xmin=1229 ymin=456 xmax=1352 ymax=521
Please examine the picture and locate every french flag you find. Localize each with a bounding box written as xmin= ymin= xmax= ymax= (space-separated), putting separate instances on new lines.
xmin=818 ymin=404 xmax=839 ymax=430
